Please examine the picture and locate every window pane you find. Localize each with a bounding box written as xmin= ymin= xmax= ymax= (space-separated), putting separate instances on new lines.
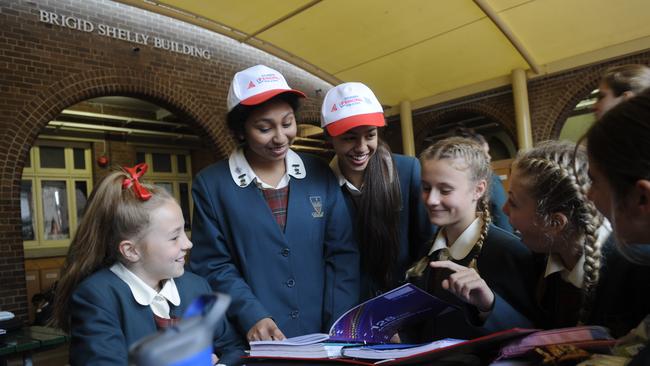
xmin=156 ymin=182 xmax=174 ymax=195
xmin=41 ymin=180 xmax=69 ymax=240
xmin=75 ymin=181 xmax=88 ymax=225
xmin=177 ymin=155 xmax=187 ymax=173
xmin=136 ymin=152 xmax=145 ymax=165
xmin=73 ymin=148 xmax=85 ymax=170
xmin=25 ymin=151 xmax=32 ymax=168
xmin=179 ymin=183 xmax=191 ymax=230
xmin=21 ymin=180 xmax=35 ymax=241
xmin=152 ymin=153 xmax=172 ymax=172
xmin=39 ymin=146 xmax=66 ymax=169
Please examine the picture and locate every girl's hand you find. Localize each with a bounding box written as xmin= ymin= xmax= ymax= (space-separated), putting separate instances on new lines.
xmin=211 ymin=353 xmax=219 ymax=365
xmin=247 ymin=317 xmax=286 ymax=342
xmin=429 ymin=260 xmax=495 ymax=312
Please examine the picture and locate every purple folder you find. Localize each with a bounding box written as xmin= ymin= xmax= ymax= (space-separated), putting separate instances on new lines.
xmin=328 ymin=283 xmax=457 ymax=343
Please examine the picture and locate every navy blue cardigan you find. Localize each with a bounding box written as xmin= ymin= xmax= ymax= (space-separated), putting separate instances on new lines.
xmin=190 ymin=153 xmax=360 ymax=339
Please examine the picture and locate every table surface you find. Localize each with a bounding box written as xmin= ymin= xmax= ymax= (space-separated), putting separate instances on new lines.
xmin=0 ymin=326 xmax=68 ymax=357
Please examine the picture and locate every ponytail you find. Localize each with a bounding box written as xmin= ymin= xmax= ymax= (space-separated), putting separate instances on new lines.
xmin=51 ymin=168 xmax=172 ymax=331
xmin=356 ymin=140 xmax=402 ymax=290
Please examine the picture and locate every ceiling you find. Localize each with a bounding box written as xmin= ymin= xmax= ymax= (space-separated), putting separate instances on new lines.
xmin=116 ymin=0 xmax=650 ymax=116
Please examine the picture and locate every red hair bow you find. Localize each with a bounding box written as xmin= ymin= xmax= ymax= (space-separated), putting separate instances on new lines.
xmin=122 ymin=163 xmax=152 ymax=201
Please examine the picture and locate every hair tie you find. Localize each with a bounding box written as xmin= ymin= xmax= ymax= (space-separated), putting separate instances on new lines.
xmin=122 ymin=163 xmax=152 ymax=201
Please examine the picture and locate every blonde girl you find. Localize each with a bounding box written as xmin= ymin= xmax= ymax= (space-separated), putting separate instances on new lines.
xmin=406 ymin=137 xmax=536 ymax=341
xmin=52 ymin=165 xmax=242 ymax=365
xmin=504 ymin=141 xmax=650 ymax=336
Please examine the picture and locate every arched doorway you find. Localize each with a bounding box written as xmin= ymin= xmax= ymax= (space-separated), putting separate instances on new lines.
xmin=0 ymin=69 xmax=230 ymax=321
xmin=21 ymin=95 xmax=218 ymax=325
xmin=416 ymin=110 xmax=516 ymax=159
xmin=558 ymin=89 xmax=598 ymax=142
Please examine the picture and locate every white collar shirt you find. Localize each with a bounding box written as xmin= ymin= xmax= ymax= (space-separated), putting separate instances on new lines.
xmin=427 ymin=217 xmax=483 ymax=261
xmin=109 ymin=262 xmax=180 ymax=319
xmin=543 ymin=220 xmax=613 ymax=289
xmin=228 ymin=146 xmax=306 ymax=189
xmin=329 ymin=156 xmax=362 ymax=196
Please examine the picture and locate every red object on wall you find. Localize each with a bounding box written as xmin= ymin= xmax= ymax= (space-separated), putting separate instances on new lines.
xmin=97 ymin=155 xmax=109 ymax=167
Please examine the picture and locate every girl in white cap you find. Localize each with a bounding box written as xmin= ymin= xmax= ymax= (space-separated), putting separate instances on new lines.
xmin=190 ymin=65 xmax=359 ymax=343
xmin=321 ymin=82 xmax=434 ymax=300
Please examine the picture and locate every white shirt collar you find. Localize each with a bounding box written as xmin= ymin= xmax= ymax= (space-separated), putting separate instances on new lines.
xmin=543 ymin=221 xmax=612 ymax=289
xmin=228 ymin=146 xmax=306 ymax=189
xmin=109 ymin=262 xmax=180 ymax=318
xmin=329 ymin=156 xmax=362 ymax=196
xmin=428 ymin=217 xmax=482 ymax=260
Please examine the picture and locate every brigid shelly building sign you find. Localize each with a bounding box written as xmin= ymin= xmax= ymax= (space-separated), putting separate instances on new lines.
xmin=38 ymin=10 xmax=212 ymax=60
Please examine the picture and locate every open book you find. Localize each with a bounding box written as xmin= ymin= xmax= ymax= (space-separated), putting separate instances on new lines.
xmin=247 ymin=326 xmax=614 ymax=365
xmin=248 ymin=300 xmax=615 ymax=365
xmin=249 ymin=283 xmax=457 ymax=359
xmin=247 ymin=328 xmax=537 ymax=364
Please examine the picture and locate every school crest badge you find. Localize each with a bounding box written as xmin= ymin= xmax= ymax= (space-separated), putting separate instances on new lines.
xmin=309 ymin=196 xmax=324 ymax=218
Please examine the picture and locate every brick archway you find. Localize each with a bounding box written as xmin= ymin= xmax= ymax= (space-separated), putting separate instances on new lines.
xmin=0 ymin=68 xmax=232 ymax=319
xmin=414 ymin=104 xmax=515 ymax=153
xmin=546 ymin=74 xmax=601 ymax=140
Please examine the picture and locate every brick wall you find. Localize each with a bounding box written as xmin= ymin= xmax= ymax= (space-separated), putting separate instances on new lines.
xmin=0 ymin=0 xmax=331 ymax=320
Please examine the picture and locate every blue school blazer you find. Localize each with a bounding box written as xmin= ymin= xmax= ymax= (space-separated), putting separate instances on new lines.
xmin=489 ymin=172 xmax=513 ymax=233
xmin=69 ymin=268 xmax=244 ymax=366
xmin=339 ymin=154 xmax=434 ymax=300
xmin=189 ymin=153 xmax=360 ymax=339
xmin=531 ymin=235 xmax=650 ymax=337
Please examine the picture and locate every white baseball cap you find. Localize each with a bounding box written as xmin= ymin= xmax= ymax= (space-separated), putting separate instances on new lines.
xmin=321 ymin=82 xmax=385 ymax=136
xmin=227 ymin=64 xmax=306 ymax=112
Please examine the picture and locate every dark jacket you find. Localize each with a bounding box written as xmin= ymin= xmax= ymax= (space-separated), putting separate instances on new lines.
xmin=339 ymin=154 xmax=435 ymax=300
xmin=408 ymin=224 xmax=537 ymax=341
xmin=70 ymin=269 xmax=244 ymax=366
xmin=190 ymin=153 xmax=360 ymax=340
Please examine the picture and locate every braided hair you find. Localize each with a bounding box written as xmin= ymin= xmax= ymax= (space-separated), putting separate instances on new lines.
xmin=513 ymin=140 xmax=603 ymax=324
xmin=406 ymin=137 xmax=492 ymax=278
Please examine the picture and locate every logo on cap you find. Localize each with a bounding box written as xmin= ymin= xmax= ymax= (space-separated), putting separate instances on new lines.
xmin=320 ymin=82 xmax=385 ymax=137
xmin=247 ymin=81 xmax=255 ymax=89
xmin=256 ymin=74 xmax=281 ymax=83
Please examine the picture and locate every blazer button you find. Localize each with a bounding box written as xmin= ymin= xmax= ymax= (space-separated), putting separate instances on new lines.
xmin=281 ymin=248 xmax=290 ymax=257
xmin=290 ymin=310 xmax=299 ymax=319
xmin=286 ymin=278 xmax=295 ymax=288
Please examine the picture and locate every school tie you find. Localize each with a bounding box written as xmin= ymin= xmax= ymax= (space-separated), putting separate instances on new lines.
xmin=153 ymin=314 xmax=179 ymax=330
